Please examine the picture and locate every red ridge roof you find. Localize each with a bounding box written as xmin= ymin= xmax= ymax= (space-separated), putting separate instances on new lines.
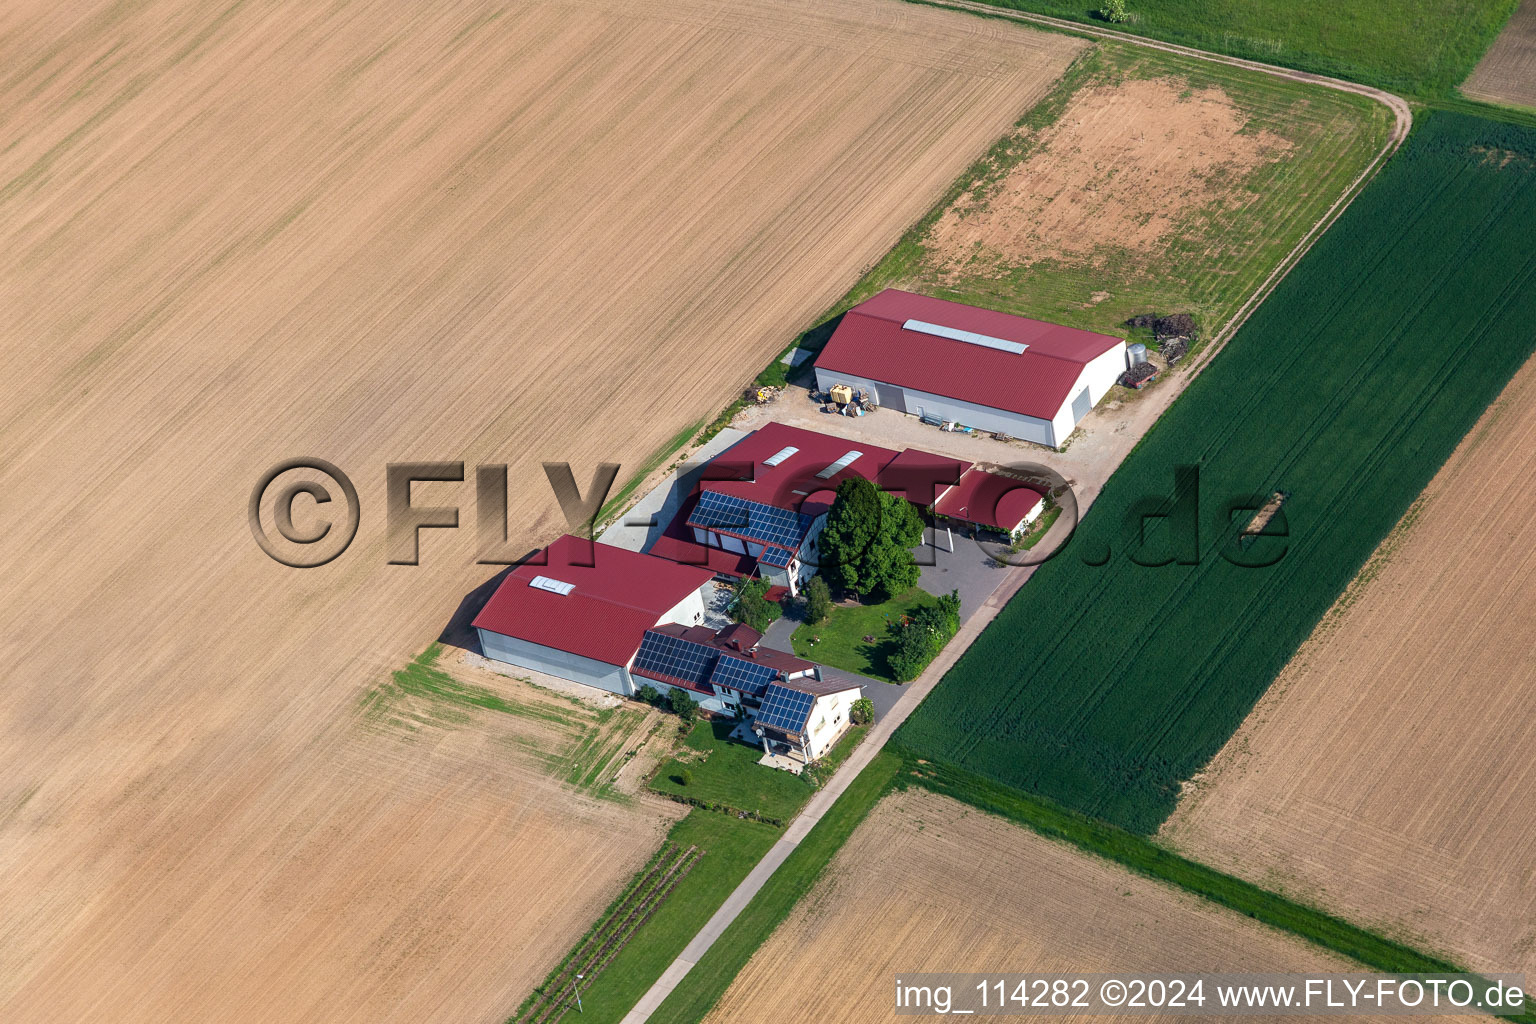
xmin=933 ymin=469 xmax=1045 ymax=532
xmin=471 ymin=535 xmax=714 ymax=666
xmin=700 ymin=422 xmax=899 ymax=514
xmin=816 ymin=290 xmax=1123 ymax=420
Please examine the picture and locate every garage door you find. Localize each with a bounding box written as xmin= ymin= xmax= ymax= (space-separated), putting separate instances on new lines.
xmin=1070 ymin=386 xmax=1092 ymax=423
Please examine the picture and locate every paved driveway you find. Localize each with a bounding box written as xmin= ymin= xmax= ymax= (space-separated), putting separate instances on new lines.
xmin=918 ymin=524 xmax=1013 ymax=624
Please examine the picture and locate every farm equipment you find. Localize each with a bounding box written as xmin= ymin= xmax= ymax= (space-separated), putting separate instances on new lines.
xmin=1119 ymin=362 xmax=1159 ymax=389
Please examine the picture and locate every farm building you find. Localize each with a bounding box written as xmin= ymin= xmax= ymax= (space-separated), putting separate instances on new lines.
xmin=752 ymin=675 xmax=865 ymax=763
xmin=649 ymin=423 xmax=962 ymax=597
xmin=658 ymin=423 xmax=897 ymax=597
xmin=631 ymin=621 xmax=848 ymax=728
xmin=932 ymin=468 xmax=1046 ymax=540
xmin=814 ymin=289 xmax=1128 ymax=447
xmin=471 ymin=534 xmax=715 ymax=697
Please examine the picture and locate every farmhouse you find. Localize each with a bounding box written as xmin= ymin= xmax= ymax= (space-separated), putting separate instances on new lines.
xmin=814 ymin=289 xmax=1127 ymax=447
xmin=932 ymin=468 xmax=1046 ymax=541
xmin=632 ymin=621 xmax=862 ymax=758
xmin=752 ymin=675 xmax=866 ymax=762
xmin=471 ymin=534 xmax=715 ymax=697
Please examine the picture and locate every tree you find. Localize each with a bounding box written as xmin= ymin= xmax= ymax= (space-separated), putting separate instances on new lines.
xmin=679 ymin=768 xmax=693 ymax=787
xmin=635 ymin=683 xmax=662 ymax=706
xmin=730 ymin=576 xmax=782 ymax=632
xmin=850 ymin=697 xmax=874 ymax=725
xmin=804 ymin=576 xmax=832 ymax=625
xmin=668 ymin=686 xmax=697 ymax=722
xmin=1098 ymin=0 xmax=1128 ymax=22
xmin=817 ymin=477 xmax=925 ymax=602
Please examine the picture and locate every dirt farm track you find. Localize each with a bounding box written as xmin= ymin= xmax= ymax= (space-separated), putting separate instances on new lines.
xmin=1165 ymin=354 xmax=1536 ymax=981
xmin=0 ymin=1 xmax=1082 ymax=1020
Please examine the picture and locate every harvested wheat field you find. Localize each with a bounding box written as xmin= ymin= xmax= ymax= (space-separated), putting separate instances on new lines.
xmin=704 ymin=790 xmax=1430 ymax=1024
xmin=1165 ymin=354 xmax=1536 ymax=980
xmin=0 ymin=0 xmax=1083 ymax=1020
xmin=1464 ymin=1 xmax=1536 ymax=111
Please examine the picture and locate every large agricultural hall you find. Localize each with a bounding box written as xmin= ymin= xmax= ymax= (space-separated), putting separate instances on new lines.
xmin=814 ymin=289 xmax=1128 ymax=447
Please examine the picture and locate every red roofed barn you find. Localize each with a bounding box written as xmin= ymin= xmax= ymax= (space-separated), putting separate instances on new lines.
xmin=472 ymin=534 xmax=715 ymax=697
xmin=815 ymin=289 xmax=1127 ymax=447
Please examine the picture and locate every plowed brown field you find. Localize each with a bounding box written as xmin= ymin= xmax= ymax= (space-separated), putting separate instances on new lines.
xmin=1464 ymin=0 xmax=1536 ymax=111
xmin=1165 ymin=355 xmax=1536 ymax=979
xmin=0 ymin=1 xmax=1082 ymax=1020
xmin=702 ymin=790 xmax=1451 ymax=1024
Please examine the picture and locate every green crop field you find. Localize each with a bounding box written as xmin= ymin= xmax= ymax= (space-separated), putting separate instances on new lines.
xmin=950 ymin=0 xmax=1519 ymax=97
xmin=893 ymin=111 xmax=1536 ymax=834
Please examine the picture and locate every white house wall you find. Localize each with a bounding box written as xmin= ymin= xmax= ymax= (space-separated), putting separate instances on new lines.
xmin=803 ymin=687 xmax=863 ymax=760
xmin=476 ymin=628 xmax=634 ymax=696
xmin=659 ymin=586 xmax=708 ymax=628
xmin=816 ymin=366 xmax=1057 ymax=447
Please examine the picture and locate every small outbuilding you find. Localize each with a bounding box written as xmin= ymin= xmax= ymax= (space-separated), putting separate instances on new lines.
xmin=932 ymin=469 xmax=1046 ymax=541
xmin=814 ymin=289 xmax=1128 ymax=447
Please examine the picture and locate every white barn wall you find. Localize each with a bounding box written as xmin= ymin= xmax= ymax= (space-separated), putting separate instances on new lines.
xmin=814 ymin=366 xmax=1056 ymax=446
xmin=659 ymin=586 xmax=708 ymax=627
xmin=817 ymin=339 xmax=1127 ymax=449
xmin=476 ymin=627 xmax=635 ymax=696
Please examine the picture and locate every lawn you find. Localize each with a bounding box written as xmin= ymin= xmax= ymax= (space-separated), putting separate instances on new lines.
xmin=790 ymin=587 xmax=940 ymax=682
xmin=894 ymin=111 xmax=1536 ymax=833
xmin=949 ymin=0 xmax=1519 ymax=97
xmin=649 ymin=718 xmax=815 ymax=823
xmin=834 ymin=42 xmax=1392 ymax=348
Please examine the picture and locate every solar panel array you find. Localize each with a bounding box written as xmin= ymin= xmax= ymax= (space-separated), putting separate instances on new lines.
xmin=756 ymin=682 xmax=816 ymax=735
xmin=758 ymin=546 xmax=793 ymax=568
xmin=709 ymin=654 xmax=779 ymax=697
xmin=690 ymin=489 xmax=810 ymax=550
xmin=632 ymin=630 xmax=714 ymax=689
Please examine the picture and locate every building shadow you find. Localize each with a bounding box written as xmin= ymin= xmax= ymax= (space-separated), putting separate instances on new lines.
xmin=436 ymin=560 xmax=531 ymax=653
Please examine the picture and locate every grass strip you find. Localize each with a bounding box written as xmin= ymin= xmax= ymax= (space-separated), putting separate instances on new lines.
xmin=519 ymin=810 xmax=780 ymax=1024
xmin=647 ymin=750 xmax=905 ymax=1024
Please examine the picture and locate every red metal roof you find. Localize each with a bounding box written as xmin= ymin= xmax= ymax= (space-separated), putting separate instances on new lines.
xmin=933 ymin=469 xmax=1045 ymax=532
xmin=471 ymin=535 xmax=715 ymax=666
xmin=699 ymin=422 xmax=899 ymax=514
xmin=879 ymin=447 xmax=972 ymax=507
xmin=816 ymin=290 xmax=1123 ymax=421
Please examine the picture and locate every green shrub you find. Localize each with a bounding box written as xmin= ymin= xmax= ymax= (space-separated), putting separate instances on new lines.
xmin=850 ymin=697 xmax=874 ymax=725
xmin=680 ymin=768 xmax=693 ymax=787
xmin=886 ymin=589 xmax=961 ymax=682
xmin=730 ymin=577 xmax=783 ymax=632
xmin=804 ymin=576 xmax=832 ymax=626
xmin=669 ymin=687 xmax=698 ymax=722
xmin=636 ymin=683 xmax=662 ymax=706
xmin=1098 ymin=0 xmax=1128 ymax=23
